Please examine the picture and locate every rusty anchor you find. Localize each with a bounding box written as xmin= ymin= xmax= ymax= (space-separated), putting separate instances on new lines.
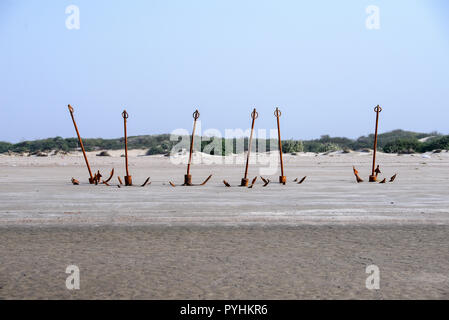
xmin=241 ymin=108 xmax=258 ymax=186
xmin=118 ymin=110 xmax=151 ymax=187
xmin=122 ymin=110 xmax=132 ymax=186
xmin=222 ymin=108 xmax=258 ymax=188
xmin=169 ymin=109 xmax=212 ymax=187
xmin=297 ymin=176 xmax=307 ymax=184
xmin=68 ymin=104 xmax=114 ymax=185
xmin=248 ymin=176 xmax=258 ymax=188
xmin=274 ymin=107 xmax=289 ymax=184
xmin=68 ymin=104 xmax=95 ymax=184
xmin=260 ymin=176 xmax=270 ymax=187
xmin=102 ymin=168 xmax=114 ymax=184
xmin=369 ymin=105 xmax=382 ymax=182
xmin=352 ymin=106 xmax=397 ymax=184
xmin=353 ymin=166 xmax=364 ymax=183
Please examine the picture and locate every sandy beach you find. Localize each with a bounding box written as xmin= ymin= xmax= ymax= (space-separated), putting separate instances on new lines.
xmin=1 ymin=151 xmax=448 ymax=299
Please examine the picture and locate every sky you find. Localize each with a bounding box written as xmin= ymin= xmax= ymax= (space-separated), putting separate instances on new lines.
xmin=0 ymin=0 xmax=448 ymax=143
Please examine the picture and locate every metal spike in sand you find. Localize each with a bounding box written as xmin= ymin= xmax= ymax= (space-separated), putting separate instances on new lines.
xmin=169 ymin=109 xmax=212 ymax=187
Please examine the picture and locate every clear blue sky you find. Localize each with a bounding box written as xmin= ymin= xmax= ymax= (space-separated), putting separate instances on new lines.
xmin=1 ymin=0 xmax=448 ymax=143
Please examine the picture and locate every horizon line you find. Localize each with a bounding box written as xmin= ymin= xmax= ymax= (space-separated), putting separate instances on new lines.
xmin=1 ymin=128 xmax=444 ymax=145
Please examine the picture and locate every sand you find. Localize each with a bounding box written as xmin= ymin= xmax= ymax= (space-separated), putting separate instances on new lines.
xmin=0 ymin=150 xmax=448 ymax=299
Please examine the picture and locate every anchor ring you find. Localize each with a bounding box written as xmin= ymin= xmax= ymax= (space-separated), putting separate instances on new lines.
xmin=122 ymin=110 xmax=129 ymax=119
xmin=193 ymin=110 xmax=200 ymax=120
xmin=251 ymin=109 xmax=258 ymax=120
xmin=274 ymin=108 xmax=282 ymax=118
xmin=68 ymin=105 xmax=74 ymax=113
xmin=374 ymin=105 xmax=382 ymax=113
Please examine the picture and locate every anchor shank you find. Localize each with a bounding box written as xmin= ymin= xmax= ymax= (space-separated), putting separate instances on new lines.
xmin=68 ymin=105 xmax=94 ymax=181
xmin=275 ymin=108 xmax=284 ymax=177
xmin=123 ymin=111 xmax=129 ymax=177
xmin=187 ymin=111 xmax=198 ymax=176
xmin=244 ymin=108 xmax=257 ymax=180
xmin=371 ymin=106 xmax=380 ymax=177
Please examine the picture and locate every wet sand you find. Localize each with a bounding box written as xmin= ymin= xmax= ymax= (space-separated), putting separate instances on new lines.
xmin=0 ymin=151 xmax=448 ymax=299
xmin=1 ymin=225 xmax=448 ymax=299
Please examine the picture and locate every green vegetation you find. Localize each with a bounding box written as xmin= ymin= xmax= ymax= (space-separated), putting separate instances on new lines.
xmin=2 ymin=130 xmax=447 ymax=155
xmin=383 ymin=139 xmax=420 ymax=154
xmin=282 ymin=140 xmax=304 ymax=153
xmin=0 ymin=141 xmax=13 ymax=153
xmin=418 ymin=135 xmax=449 ymax=152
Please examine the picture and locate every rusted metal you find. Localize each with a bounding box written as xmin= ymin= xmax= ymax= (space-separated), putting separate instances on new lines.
xmin=250 ymin=176 xmax=257 ymax=186
xmin=297 ymin=176 xmax=307 ymax=184
xmin=185 ymin=110 xmax=199 ymax=185
xmin=390 ymin=174 xmax=397 ymax=182
xmin=184 ymin=174 xmax=192 ymax=186
xmin=95 ymin=170 xmax=102 ymax=184
xmin=141 ymin=177 xmax=151 ymax=187
xmin=247 ymin=177 xmax=257 ymax=189
xmin=223 ymin=109 xmax=258 ymax=188
xmin=200 ymin=174 xmax=212 ymax=185
xmin=92 ymin=171 xmax=101 ymax=185
xmin=67 ymin=105 xmax=114 ymax=186
xmin=224 ymin=176 xmax=256 ymax=188
xmin=118 ymin=176 xmax=123 ymax=185
xmin=122 ymin=110 xmax=132 ymax=186
xmin=274 ymin=107 xmax=286 ymax=184
xmin=71 ymin=178 xmax=80 ymax=185
xmin=352 ymin=106 xmax=396 ymax=184
xmin=170 ymin=109 xmax=212 ymax=187
xmin=260 ymin=176 xmax=270 ymax=187
xmin=67 ymin=105 xmax=95 ymax=184
xmin=240 ymin=108 xmax=258 ymax=187
xmin=103 ymin=169 xmax=114 ymax=184
xmin=369 ymin=105 xmax=382 ymax=182
xmin=240 ymin=179 xmax=248 ymax=187
xmin=353 ymin=166 xmax=364 ymax=183
xmin=375 ymin=165 xmax=381 ymax=177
